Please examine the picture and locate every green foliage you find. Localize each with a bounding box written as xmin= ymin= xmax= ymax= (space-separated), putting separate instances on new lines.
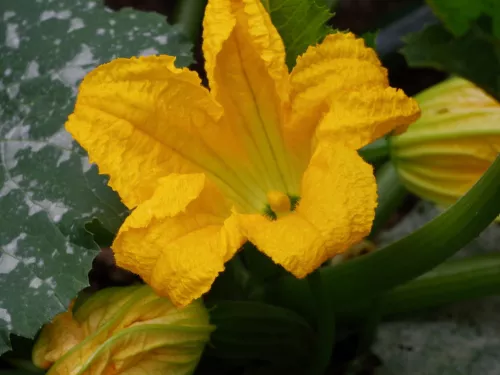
xmin=208 ymin=301 xmax=314 ymax=367
xmin=426 ymin=0 xmax=500 ymax=37
xmin=361 ymin=31 xmax=378 ymax=50
xmin=0 ymin=0 xmax=193 ymax=354
xmin=402 ymin=23 xmax=500 ymax=101
xmin=405 ymin=0 xmax=500 ymax=100
xmin=265 ymin=0 xmax=334 ymax=69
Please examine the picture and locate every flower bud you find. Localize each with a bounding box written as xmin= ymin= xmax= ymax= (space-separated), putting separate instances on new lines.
xmin=32 ymin=285 xmax=214 ymax=375
xmin=391 ymin=77 xmax=500 ymax=208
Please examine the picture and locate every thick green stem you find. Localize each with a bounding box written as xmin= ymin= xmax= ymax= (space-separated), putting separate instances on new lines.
xmin=307 ymin=271 xmax=335 ymax=375
xmin=321 ymin=155 xmax=500 ymax=306
xmin=382 ymin=252 xmax=500 ymax=316
xmin=172 ymin=0 xmax=207 ymax=43
xmin=370 ymin=162 xmax=409 ymax=237
xmin=337 ymin=252 xmax=500 ymax=320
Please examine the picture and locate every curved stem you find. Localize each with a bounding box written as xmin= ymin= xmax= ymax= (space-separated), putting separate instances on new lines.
xmin=321 ymin=155 xmax=500 ymax=306
xmin=382 ymin=252 xmax=500 ymax=316
xmin=336 ymin=252 xmax=500 ymax=320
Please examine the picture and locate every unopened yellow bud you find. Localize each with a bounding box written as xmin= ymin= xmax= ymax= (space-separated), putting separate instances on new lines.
xmin=391 ymin=77 xmax=500 ymax=209
xmin=32 ymin=285 xmax=214 ymax=375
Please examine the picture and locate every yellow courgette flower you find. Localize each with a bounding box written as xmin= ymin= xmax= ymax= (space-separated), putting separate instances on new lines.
xmin=32 ymin=286 xmax=213 ymax=375
xmin=66 ymin=0 xmax=419 ymax=306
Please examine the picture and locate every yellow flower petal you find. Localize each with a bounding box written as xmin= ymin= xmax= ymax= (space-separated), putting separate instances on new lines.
xmin=202 ymin=0 xmax=298 ymax=194
xmin=239 ymin=142 xmax=377 ymax=278
xmin=150 ymin=213 xmax=243 ymax=306
xmin=66 ymin=55 xmax=253 ymax=210
xmin=316 ymin=86 xmax=421 ymax=149
xmin=203 ymin=0 xmax=288 ymax=100
xmin=286 ymin=32 xmax=419 ymax=160
xmin=113 ymin=173 xmax=245 ymax=307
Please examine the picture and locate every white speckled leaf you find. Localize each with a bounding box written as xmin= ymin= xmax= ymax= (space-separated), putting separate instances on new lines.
xmin=375 ymin=202 xmax=500 ymax=374
xmin=0 ymin=0 xmax=193 ymax=354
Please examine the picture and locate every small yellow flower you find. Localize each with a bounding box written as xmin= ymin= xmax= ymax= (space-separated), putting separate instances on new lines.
xmin=391 ymin=77 xmax=500 ymax=208
xmin=32 ymin=286 xmax=213 ymax=375
xmin=66 ymin=0 xmax=419 ymax=306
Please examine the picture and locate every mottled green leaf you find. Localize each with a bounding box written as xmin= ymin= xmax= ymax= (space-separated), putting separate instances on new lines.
xmin=266 ymin=0 xmax=334 ymax=69
xmin=0 ymin=0 xmax=192 ymax=354
xmin=402 ymin=23 xmax=500 ymax=101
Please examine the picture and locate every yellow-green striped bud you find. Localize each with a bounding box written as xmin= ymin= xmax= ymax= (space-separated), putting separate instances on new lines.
xmin=32 ymin=285 xmax=214 ymax=375
xmin=391 ymin=77 xmax=500 ymax=208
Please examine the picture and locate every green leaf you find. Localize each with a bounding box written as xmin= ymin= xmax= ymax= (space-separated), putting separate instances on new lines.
xmin=425 ymin=0 xmax=500 ymax=37
xmin=265 ymin=0 xmax=334 ymax=69
xmin=361 ymin=31 xmax=378 ymax=50
xmin=208 ymin=301 xmax=314 ymax=367
xmin=402 ymin=23 xmax=500 ymax=101
xmin=426 ymin=0 xmax=483 ymax=36
xmin=0 ymin=0 xmax=193 ymax=354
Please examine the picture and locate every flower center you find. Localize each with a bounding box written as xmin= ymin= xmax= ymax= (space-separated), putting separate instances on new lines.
xmin=267 ymin=191 xmax=291 ymax=213
xmin=264 ymin=191 xmax=300 ymax=220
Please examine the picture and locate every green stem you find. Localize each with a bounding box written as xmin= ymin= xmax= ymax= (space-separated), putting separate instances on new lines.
xmin=358 ymin=138 xmax=390 ymax=165
xmin=321 ymin=155 xmax=500 ymax=307
xmin=382 ymin=252 xmax=500 ymax=316
xmin=369 ymin=162 xmax=409 ymax=237
xmin=171 ymin=0 xmax=207 ymax=43
xmin=337 ymin=252 xmax=500 ymax=320
xmin=307 ymin=271 xmax=335 ymax=375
